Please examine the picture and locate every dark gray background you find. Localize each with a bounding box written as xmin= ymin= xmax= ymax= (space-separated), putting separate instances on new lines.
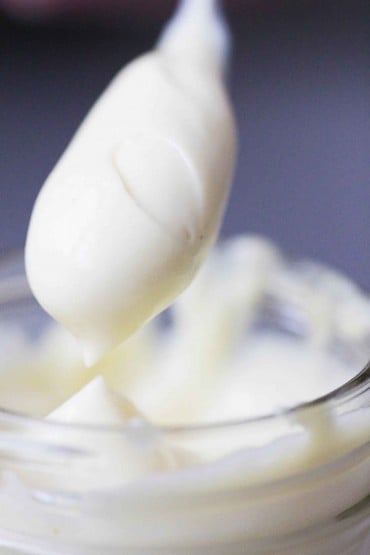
xmin=0 ymin=1 xmax=369 ymax=288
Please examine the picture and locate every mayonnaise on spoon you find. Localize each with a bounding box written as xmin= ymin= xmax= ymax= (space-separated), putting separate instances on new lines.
xmin=25 ymin=0 xmax=236 ymax=366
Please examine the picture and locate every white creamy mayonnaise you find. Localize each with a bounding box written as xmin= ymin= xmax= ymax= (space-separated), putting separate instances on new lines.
xmin=0 ymin=237 xmax=369 ymax=555
xmin=3 ymin=2 xmax=368 ymax=553
xmin=42 ymin=376 xmax=195 ymax=490
xmin=25 ymin=0 xmax=236 ymax=366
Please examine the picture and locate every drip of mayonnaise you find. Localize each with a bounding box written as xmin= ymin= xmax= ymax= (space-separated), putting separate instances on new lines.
xmin=25 ymin=0 xmax=236 ymax=366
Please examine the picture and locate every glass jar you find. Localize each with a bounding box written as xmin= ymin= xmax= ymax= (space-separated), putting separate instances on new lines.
xmin=0 ymin=248 xmax=369 ymax=555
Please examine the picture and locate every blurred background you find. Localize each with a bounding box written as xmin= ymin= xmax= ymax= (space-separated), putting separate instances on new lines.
xmin=0 ymin=0 xmax=369 ymax=288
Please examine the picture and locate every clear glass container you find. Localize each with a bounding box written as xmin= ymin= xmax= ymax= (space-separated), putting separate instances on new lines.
xmin=0 ymin=248 xmax=369 ymax=555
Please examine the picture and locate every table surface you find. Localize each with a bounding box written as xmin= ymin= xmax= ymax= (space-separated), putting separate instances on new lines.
xmin=0 ymin=0 xmax=369 ymax=288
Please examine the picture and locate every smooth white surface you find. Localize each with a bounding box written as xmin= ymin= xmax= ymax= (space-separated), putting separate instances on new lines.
xmin=25 ymin=0 xmax=236 ymax=366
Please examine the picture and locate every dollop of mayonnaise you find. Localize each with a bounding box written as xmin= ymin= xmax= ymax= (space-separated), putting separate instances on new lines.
xmin=25 ymin=0 xmax=236 ymax=366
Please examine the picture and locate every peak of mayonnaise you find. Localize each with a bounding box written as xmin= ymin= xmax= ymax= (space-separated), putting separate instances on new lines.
xmin=48 ymin=375 xmax=141 ymax=425
xmin=41 ymin=376 xmax=195 ymax=490
xmin=25 ymin=0 xmax=236 ymax=366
